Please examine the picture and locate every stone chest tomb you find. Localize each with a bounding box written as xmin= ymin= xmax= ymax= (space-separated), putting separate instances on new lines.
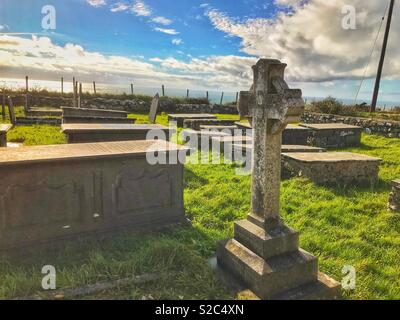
xmin=0 ymin=140 xmax=187 ymax=250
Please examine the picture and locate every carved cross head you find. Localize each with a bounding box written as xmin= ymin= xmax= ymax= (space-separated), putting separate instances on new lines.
xmin=237 ymin=59 xmax=304 ymax=134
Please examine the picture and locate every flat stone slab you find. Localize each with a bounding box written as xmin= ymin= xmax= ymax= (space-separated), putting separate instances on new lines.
xmin=62 ymin=116 xmax=135 ymax=124
xmin=62 ymin=106 xmax=128 ymax=118
xmin=211 ymin=135 xmax=253 ymax=144
xmin=26 ymin=108 xmax=62 ymax=117
xmin=0 ymin=140 xmax=187 ymax=250
xmin=300 ymin=123 xmax=362 ymax=148
xmin=0 ymin=124 xmax=13 ymax=148
xmin=0 ymin=124 xmax=12 ymax=133
xmin=61 ymin=124 xmax=171 ymax=144
xmin=300 ymin=123 xmax=362 ymax=130
xmin=282 ymin=152 xmax=381 ymax=184
xmin=183 ymin=119 xmax=237 ymax=130
xmin=200 ymin=125 xmax=238 ymax=132
xmin=0 ymin=139 xmax=185 ymax=166
xmin=168 ymin=114 xmax=217 ymax=127
xmin=233 ymin=144 xmax=326 ymax=154
xmin=182 ymin=129 xmax=230 ymax=149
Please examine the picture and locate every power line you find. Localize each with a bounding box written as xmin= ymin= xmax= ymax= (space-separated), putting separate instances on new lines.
xmin=354 ymin=2 xmax=390 ymax=105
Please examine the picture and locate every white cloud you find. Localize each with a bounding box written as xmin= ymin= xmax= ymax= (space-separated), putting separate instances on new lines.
xmin=132 ymin=0 xmax=152 ymax=17
xmin=0 ymin=35 xmax=255 ymax=90
xmin=154 ymin=27 xmax=179 ymax=35
xmin=87 ymin=0 xmax=106 ymax=7
xmin=152 ymin=16 xmax=173 ymax=25
xmin=172 ymin=38 xmax=183 ymax=45
xmin=0 ymin=24 xmax=9 ymax=32
xmin=205 ymin=0 xmax=400 ymax=83
xmin=110 ymin=2 xmax=130 ymax=12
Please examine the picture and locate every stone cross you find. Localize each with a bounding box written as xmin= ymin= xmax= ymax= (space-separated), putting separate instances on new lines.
xmin=240 ymin=59 xmax=304 ymax=231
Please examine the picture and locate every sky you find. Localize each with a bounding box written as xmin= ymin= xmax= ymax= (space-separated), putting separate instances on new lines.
xmin=0 ymin=0 xmax=399 ymax=105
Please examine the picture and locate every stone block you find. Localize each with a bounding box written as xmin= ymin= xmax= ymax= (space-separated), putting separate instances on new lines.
xmin=62 ymin=124 xmax=171 ymax=143
xmin=182 ymin=129 xmax=230 ymax=150
xmin=0 ymin=140 xmax=187 ymax=250
xmin=283 ymin=125 xmax=311 ymax=145
xmin=388 ymin=179 xmax=400 ymax=212
xmin=0 ymin=124 xmax=12 ymax=147
xmin=300 ymin=123 xmax=362 ymax=148
xmin=62 ymin=116 xmax=135 ymax=124
xmin=61 ymin=106 xmax=128 ymax=118
xmin=168 ymin=114 xmax=217 ymax=127
xmin=200 ymin=125 xmax=238 ymax=133
xmin=183 ymin=119 xmax=237 ymax=130
xmin=282 ymin=152 xmax=381 ymax=184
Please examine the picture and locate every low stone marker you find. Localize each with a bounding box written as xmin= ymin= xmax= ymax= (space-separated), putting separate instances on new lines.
xmin=61 ymin=124 xmax=171 ymax=144
xmin=300 ymin=123 xmax=362 ymax=148
xmin=282 ymin=152 xmax=381 ymax=185
xmin=0 ymin=140 xmax=187 ymax=250
xmin=168 ymin=114 xmax=216 ymax=127
xmin=148 ymin=94 xmax=160 ymax=124
xmin=183 ymin=118 xmax=237 ymax=130
xmin=61 ymin=106 xmax=128 ymax=119
xmin=217 ymin=59 xmax=340 ymax=300
xmin=0 ymin=124 xmax=12 ymax=147
xmin=388 ymin=179 xmax=400 ymax=212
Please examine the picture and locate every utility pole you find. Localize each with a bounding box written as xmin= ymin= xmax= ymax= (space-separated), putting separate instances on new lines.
xmin=371 ymin=0 xmax=395 ymax=112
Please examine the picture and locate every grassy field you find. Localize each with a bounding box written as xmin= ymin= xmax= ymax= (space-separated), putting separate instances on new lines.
xmin=0 ymin=111 xmax=399 ymax=300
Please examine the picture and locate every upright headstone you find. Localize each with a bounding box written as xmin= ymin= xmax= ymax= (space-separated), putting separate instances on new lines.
xmin=149 ymin=93 xmax=160 ymax=124
xmin=217 ymin=59 xmax=340 ymax=300
xmin=7 ymin=96 xmax=16 ymax=125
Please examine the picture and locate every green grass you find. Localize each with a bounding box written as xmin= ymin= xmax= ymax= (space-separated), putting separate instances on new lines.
xmin=0 ymin=114 xmax=398 ymax=300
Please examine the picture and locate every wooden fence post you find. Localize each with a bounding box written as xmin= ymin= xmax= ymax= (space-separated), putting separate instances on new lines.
xmin=220 ymin=92 xmax=224 ymax=105
xmin=61 ymin=77 xmax=64 ymax=95
xmin=235 ymin=92 xmax=239 ymax=104
xmin=73 ymin=77 xmax=77 ymax=108
xmin=131 ymin=83 xmax=134 ymax=95
xmin=93 ymin=81 xmax=97 ymax=95
xmin=25 ymin=76 xmax=29 ymax=112
xmin=187 ymin=89 xmax=189 ymax=98
xmin=162 ymin=85 xmax=165 ymax=97
xmin=78 ymin=83 xmax=82 ymax=108
xmin=206 ymin=91 xmax=209 ymax=101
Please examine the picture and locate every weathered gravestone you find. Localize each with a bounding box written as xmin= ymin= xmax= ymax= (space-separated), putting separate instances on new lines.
xmin=388 ymin=179 xmax=400 ymax=212
xmin=0 ymin=124 xmax=12 ymax=147
xmin=217 ymin=59 xmax=340 ymax=300
xmin=149 ymin=94 xmax=160 ymax=124
xmin=7 ymin=97 xmax=16 ymax=125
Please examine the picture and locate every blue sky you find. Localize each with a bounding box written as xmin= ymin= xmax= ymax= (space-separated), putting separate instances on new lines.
xmin=0 ymin=0 xmax=399 ymax=105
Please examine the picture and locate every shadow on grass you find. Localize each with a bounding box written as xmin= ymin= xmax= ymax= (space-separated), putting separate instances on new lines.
xmin=184 ymin=167 xmax=209 ymax=189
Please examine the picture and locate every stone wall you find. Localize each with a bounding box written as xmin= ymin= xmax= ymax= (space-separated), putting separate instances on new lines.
xmin=11 ymin=95 xmax=238 ymax=114
xmin=301 ymin=112 xmax=400 ymax=138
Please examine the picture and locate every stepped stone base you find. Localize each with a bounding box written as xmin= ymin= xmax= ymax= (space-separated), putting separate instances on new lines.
xmin=216 ymin=218 xmax=341 ymax=300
